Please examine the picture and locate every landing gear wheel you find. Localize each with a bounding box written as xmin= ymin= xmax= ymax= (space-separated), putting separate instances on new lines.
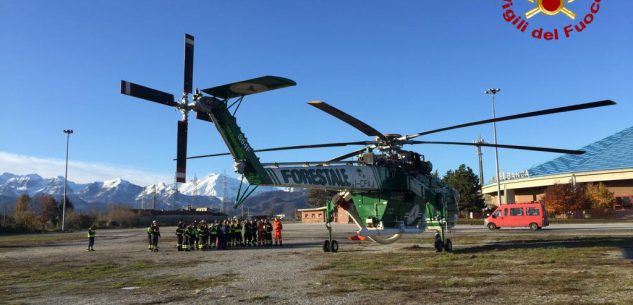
xmin=330 ymin=240 xmax=339 ymax=252
xmin=444 ymin=239 xmax=453 ymax=252
xmin=434 ymin=239 xmax=443 ymax=252
xmin=323 ymin=240 xmax=330 ymax=252
xmin=529 ymin=223 xmax=539 ymax=231
xmin=487 ymin=223 xmax=497 ymax=230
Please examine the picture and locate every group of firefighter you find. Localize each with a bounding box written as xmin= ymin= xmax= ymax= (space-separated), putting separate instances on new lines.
xmin=169 ymin=218 xmax=283 ymax=251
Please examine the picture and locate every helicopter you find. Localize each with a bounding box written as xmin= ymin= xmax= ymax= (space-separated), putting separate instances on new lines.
xmin=121 ymin=34 xmax=616 ymax=252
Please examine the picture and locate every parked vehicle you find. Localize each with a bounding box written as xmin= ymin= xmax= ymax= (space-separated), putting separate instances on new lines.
xmin=484 ymin=202 xmax=549 ymax=231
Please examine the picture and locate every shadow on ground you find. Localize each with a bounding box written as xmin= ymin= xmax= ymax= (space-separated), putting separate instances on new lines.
xmin=454 ymin=236 xmax=633 ymax=259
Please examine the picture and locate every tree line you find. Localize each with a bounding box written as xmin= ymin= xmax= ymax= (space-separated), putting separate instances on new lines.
xmin=1 ymin=194 xmax=140 ymax=232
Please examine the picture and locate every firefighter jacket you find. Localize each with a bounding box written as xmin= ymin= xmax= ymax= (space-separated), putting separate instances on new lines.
xmin=273 ymin=220 xmax=283 ymax=233
xmin=176 ymin=225 xmax=185 ymax=236
xmin=151 ymin=225 xmax=160 ymax=237
xmin=87 ymin=228 xmax=96 ymax=238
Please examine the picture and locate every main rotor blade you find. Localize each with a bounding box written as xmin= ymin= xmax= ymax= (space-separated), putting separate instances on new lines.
xmin=120 ymin=81 xmax=178 ymax=107
xmin=202 ymin=76 xmax=296 ymax=99
xmin=184 ymin=141 xmax=374 ymax=160
xmin=404 ymin=100 xmax=616 ymax=140
xmin=308 ymin=101 xmax=388 ymax=141
xmin=176 ymin=120 xmax=188 ymax=183
xmin=183 ymin=34 xmax=194 ymax=94
xmin=408 ymin=140 xmax=585 ymax=155
xmin=327 ymin=148 xmax=368 ymax=163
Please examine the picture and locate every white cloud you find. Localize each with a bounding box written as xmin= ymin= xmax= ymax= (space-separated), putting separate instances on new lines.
xmin=0 ymin=151 xmax=171 ymax=186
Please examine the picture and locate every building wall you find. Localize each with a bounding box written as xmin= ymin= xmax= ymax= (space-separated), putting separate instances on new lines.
xmin=604 ymin=179 xmax=633 ymax=197
xmin=485 ymin=179 xmax=633 ymax=207
xmin=336 ymin=206 xmax=351 ymax=224
xmin=300 ymin=206 xmax=351 ymax=224
xmin=300 ymin=210 xmax=325 ymax=223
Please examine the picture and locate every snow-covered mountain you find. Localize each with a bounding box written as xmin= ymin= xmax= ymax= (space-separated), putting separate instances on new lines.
xmin=78 ymin=178 xmax=143 ymax=204
xmin=0 ymin=172 xmax=283 ymax=211
xmin=0 ymin=173 xmax=86 ymax=197
xmin=140 ymin=173 xmax=277 ymax=200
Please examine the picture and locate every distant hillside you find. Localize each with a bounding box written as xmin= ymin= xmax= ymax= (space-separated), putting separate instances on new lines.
xmin=239 ymin=189 xmax=310 ymax=217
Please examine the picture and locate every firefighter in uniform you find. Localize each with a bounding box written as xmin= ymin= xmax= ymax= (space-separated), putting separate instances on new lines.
xmin=228 ymin=220 xmax=235 ymax=248
xmin=235 ymin=220 xmax=243 ymax=247
xmin=146 ymin=224 xmax=152 ymax=250
xmin=190 ymin=220 xmax=198 ymax=250
xmin=264 ymin=219 xmax=273 ymax=246
xmin=87 ymin=225 xmax=96 ymax=251
xmin=175 ymin=220 xmax=185 ymax=251
xmin=241 ymin=219 xmax=247 ymax=247
xmin=150 ymin=220 xmax=161 ymax=252
xmin=218 ymin=220 xmax=228 ymax=250
xmin=245 ymin=220 xmax=254 ymax=246
xmin=198 ymin=220 xmax=209 ymax=250
xmin=186 ymin=224 xmax=196 ymax=251
xmin=209 ymin=221 xmax=218 ymax=249
xmin=273 ymin=217 xmax=283 ymax=246
xmin=257 ymin=220 xmax=265 ymax=246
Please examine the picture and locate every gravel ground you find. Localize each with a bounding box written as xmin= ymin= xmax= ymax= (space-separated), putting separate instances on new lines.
xmin=2 ymin=222 xmax=632 ymax=304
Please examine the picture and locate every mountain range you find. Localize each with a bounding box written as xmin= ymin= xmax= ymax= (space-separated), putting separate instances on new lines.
xmin=0 ymin=172 xmax=308 ymax=215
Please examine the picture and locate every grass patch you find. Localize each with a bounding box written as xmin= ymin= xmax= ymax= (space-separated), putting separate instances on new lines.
xmin=320 ymin=235 xmax=633 ymax=304
xmin=0 ymin=232 xmax=84 ymax=245
xmin=109 ymin=272 xmax=236 ymax=292
xmin=0 ymin=258 xmax=237 ymax=302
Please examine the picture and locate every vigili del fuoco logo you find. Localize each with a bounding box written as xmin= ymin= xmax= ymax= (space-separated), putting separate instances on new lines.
xmin=502 ymin=0 xmax=603 ymax=40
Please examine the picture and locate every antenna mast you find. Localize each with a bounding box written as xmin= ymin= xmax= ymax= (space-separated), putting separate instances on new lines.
xmin=152 ymin=184 xmax=157 ymax=210
xmin=222 ymin=170 xmax=227 ymax=214
xmin=474 ymin=135 xmax=485 ymax=186
xmin=193 ymin=174 xmax=198 ymax=207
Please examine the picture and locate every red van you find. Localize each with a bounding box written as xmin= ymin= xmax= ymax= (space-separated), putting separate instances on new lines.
xmin=485 ymin=202 xmax=549 ymax=231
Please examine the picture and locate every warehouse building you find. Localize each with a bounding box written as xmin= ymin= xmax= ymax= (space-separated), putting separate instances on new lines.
xmin=297 ymin=206 xmax=351 ymax=224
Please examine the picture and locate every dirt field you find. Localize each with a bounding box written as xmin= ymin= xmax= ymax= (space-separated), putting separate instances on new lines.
xmin=2 ymin=223 xmax=633 ymax=305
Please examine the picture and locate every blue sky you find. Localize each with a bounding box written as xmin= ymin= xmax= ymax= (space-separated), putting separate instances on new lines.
xmin=1 ymin=1 xmax=631 ymax=185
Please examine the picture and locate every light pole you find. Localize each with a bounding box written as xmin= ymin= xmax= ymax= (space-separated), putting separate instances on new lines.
xmin=485 ymin=88 xmax=503 ymax=206
xmin=474 ymin=135 xmax=485 ymax=186
xmin=62 ymin=129 xmax=73 ymax=232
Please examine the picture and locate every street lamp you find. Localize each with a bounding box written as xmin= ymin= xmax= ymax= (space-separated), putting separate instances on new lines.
xmin=62 ymin=129 xmax=73 ymax=232
xmin=485 ymin=88 xmax=503 ymax=206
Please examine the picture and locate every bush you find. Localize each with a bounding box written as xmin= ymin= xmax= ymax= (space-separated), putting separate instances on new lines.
xmin=14 ymin=194 xmax=40 ymax=231
xmin=586 ymin=183 xmax=614 ymax=210
xmin=542 ymin=183 xmax=588 ymax=217
xmin=64 ymin=211 xmax=93 ymax=231
xmin=105 ymin=204 xmax=139 ymax=228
